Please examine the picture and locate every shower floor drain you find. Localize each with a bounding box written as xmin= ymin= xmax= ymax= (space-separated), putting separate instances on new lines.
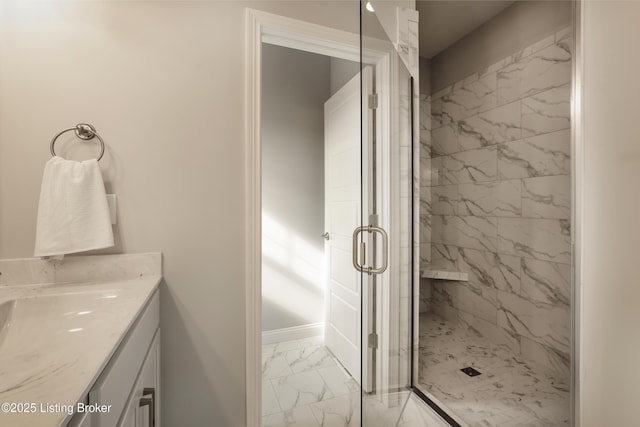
xmin=461 ymin=367 xmax=482 ymax=377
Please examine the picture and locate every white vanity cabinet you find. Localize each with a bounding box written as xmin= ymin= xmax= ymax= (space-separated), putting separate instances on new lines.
xmin=119 ymin=333 xmax=160 ymax=427
xmin=67 ymin=290 xmax=160 ymax=427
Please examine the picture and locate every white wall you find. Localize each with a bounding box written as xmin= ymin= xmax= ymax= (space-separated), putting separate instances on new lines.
xmin=261 ymin=44 xmax=330 ymax=332
xmin=0 ymin=2 xmax=360 ymax=426
xmin=580 ymin=1 xmax=640 ymax=425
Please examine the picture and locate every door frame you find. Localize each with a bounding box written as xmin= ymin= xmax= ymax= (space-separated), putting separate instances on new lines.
xmin=244 ymin=8 xmax=399 ymax=426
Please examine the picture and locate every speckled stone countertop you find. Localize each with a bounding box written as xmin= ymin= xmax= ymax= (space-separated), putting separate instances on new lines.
xmin=0 ymin=253 xmax=161 ymax=427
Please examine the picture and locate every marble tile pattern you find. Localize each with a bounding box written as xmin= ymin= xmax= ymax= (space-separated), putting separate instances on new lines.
xmin=261 ymin=339 xmax=445 ymax=427
xmin=419 ymin=278 xmax=431 ymax=314
xmin=422 ymin=269 xmax=468 ymax=282
xmin=419 ymin=93 xmax=432 ymax=267
xmin=421 ymin=28 xmax=572 ymax=377
xmin=0 ymin=253 xmax=162 ymax=286
xmin=418 ymin=313 xmax=570 ymax=427
xmin=418 ymin=90 xmax=433 ymax=385
xmin=396 ymin=7 xmax=420 ymax=79
xmin=397 ymin=393 xmax=451 ymax=427
xmin=262 ymin=338 xmax=356 ymax=424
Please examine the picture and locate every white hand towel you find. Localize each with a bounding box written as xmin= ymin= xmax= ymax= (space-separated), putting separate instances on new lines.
xmin=34 ymin=156 xmax=114 ymax=257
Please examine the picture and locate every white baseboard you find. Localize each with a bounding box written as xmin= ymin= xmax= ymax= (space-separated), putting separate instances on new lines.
xmin=262 ymin=323 xmax=324 ymax=345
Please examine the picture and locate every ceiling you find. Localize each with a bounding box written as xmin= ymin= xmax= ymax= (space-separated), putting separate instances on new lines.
xmin=417 ymin=1 xmax=516 ymax=59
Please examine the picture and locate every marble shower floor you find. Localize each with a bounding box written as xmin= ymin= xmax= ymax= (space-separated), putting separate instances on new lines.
xmin=418 ymin=313 xmax=570 ymax=427
xmin=262 ymin=337 xmax=450 ymax=427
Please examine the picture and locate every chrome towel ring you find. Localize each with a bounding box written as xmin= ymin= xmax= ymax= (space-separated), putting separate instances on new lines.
xmin=50 ymin=123 xmax=105 ymax=161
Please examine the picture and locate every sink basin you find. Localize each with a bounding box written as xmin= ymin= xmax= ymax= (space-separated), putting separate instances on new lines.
xmin=0 ymin=290 xmax=122 ymax=352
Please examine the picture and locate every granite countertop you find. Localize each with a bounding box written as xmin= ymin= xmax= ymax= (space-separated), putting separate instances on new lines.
xmin=0 ymin=253 xmax=161 ymax=427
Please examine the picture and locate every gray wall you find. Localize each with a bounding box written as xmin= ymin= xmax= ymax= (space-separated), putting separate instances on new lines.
xmin=429 ymin=1 xmax=572 ymax=92
xmin=369 ymin=0 xmax=416 ymax=45
xmin=330 ymin=57 xmax=360 ymax=96
xmin=580 ymin=2 xmax=640 ymax=425
xmin=419 ymin=57 xmax=431 ymax=95
xmin=0 ymin=2 xmax=360 ymax=426
xmin=261 ymin=44 xmax=330 ymax=332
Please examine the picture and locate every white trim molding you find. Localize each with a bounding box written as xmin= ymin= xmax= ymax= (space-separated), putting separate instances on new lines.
xmin=262 ymin=323 xmax=324 ymax=345
xmin=244 ymin=8 xmax=262 ymax=427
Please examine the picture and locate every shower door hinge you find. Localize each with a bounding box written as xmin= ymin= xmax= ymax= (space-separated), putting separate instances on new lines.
xmin=368 ymin=93 xmax=378 ymax=109
xmin=368 ymin=333 xmax=378 ymax=349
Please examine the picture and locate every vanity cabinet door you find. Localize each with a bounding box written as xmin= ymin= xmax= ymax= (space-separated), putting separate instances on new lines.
xmin=139 ymin=332 xmax=160 ymax=427
xmin=67 ymin=411 xmax=92 ymax=427
xmin=118 ymin=331 xmax=160 ymax=427
xmin=118 ymin=398 xmax=137 ymax=427
xmin=90 ymin=291 xmax=159 ymax=427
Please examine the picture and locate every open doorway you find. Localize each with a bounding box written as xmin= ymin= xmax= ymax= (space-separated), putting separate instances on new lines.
xmin=260 ymin=42 xmax=364 ymax=424
xmin=247 ymin=8 xmax=439 ymax=427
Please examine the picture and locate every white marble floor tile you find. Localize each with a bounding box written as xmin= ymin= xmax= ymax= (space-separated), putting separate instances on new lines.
xmin=263 ymin=379 xmax=282 ymax=416
xmin=262 ymin=339 xmax=450 ymax=427
xmin=361 ymin=392 xmax=410 ymax=427
xmin=317 ymin=366 xmax=359 ymax=397
xmin=285 ymin=345 xmax=336 ymax=373
xmin=311 ymin=392 xmax=361 ymax=427
xmin=272 ymin=370 xmax=334 ymax=411
xmin=262 ymin=406 xmax=321 ymax=427
xmin=397 ymin=394 xmax=450 ymax=427
xmin=418 ymin=312 xmax=570 ymax=427
xmin=263 ymin=339 xmax=305 ymax=356
xmin=263 ymin=352 xmax=293 ymax=380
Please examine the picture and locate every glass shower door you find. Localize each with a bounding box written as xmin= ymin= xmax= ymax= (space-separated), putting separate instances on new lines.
xmin=358 ymin=3 xmax=415 ymax=425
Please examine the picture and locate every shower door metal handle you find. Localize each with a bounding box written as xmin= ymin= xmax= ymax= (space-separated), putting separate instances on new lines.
xmin=352 ymin=225 xmax=389 ymax=275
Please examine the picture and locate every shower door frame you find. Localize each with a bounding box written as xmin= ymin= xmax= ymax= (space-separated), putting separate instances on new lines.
xmin=571 ymin=1 xmax=584 ymax=425
xmin=244 ymin=8 xmax=403 ymax=426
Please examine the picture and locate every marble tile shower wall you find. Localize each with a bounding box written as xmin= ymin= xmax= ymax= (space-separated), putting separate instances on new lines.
xmin=419 ymin=92 xmax=432 ymax=313
xmin=422 ymin=27 xmax=572 ymax=379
